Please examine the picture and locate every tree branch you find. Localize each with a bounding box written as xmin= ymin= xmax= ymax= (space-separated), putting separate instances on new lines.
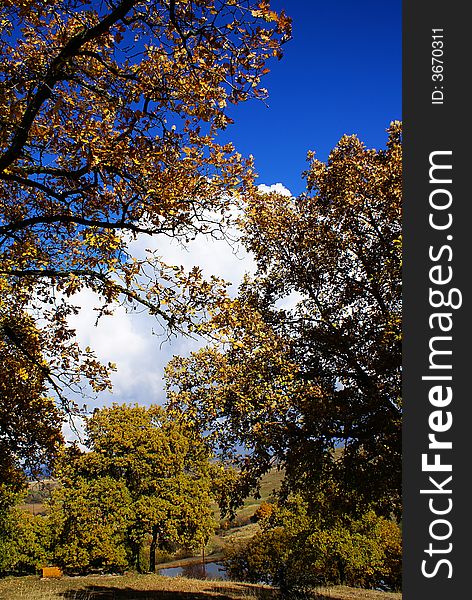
xmin=2 ymin=267 xmax=171 ymax=323
xmin=0 ymin=213 xmax=159 ymax=237
xmin=0 ymin=0 xmax=137 ymax=174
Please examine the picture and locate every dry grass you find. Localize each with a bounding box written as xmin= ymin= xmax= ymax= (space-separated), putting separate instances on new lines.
xmin=19 ymin=502 xmax=46 ymax=515
xmin=0 ymin=575 xmax=402 ymax=600
xmin=0 ymin=574 xmax=274 ymax=600
xmin=312 ymin=587 xmax=401 ymax=600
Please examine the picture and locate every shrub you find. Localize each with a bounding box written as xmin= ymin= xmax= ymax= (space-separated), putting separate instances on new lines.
xmin=224 ymin=496 xmax=401 ymax=597
xmin=251 ymin=502 xmax=274 ymax=523
xmin=0 ymin=507 xmax=49 ymax=575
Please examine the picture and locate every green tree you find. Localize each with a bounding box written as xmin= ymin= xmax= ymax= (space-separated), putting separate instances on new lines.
xmin=49 ymin=404 xmax=216 ymax=573
xmin=0 ymin=486 xmax=50 ymax=575
xmin=47 ymin=475 xmax=132 ymax=573
xmin=225 ymin=494 xmax=402 ymax=596
xmin=166 ymin=123 xmax=402 ymax=517
xmin=0 ymin=486 xmax=23 ymax=574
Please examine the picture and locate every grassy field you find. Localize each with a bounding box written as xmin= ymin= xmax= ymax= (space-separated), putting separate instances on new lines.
xmin=0 ymin=574 xmax=402 ymax=600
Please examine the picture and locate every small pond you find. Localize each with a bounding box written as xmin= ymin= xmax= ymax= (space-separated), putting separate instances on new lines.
xmin=158 ymin=561 xmax=228 ymax=580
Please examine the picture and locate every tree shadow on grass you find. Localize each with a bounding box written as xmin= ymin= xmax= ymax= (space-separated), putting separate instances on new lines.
xmin=59 ymin=583 xmax=277 ymax=600
xmin=57 ymin=584 xmax=379 ymax=600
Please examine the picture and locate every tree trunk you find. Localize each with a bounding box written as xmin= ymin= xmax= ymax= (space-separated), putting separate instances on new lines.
xmin=130 ymin=541 xmax=142 ymax=573
xmin=338 ymin=559 xmax=346 ymax=585
xmin=149 ymin=524 xmax=159 ymax=573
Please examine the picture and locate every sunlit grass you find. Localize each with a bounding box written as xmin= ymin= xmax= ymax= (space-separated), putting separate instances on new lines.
xmin=0 ymin=575 xmax=402 ymax=600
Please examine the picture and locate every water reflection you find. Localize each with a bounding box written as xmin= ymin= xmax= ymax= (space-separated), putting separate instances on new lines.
xmin=159 ymin=561 xmax=228 ymax=580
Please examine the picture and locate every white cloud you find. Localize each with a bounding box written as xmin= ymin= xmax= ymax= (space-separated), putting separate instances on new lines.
xmin=62 ymin=416 xmax=86 ymax=448
xmin=68 ymin=288 xmax=170 ymax=407
xmin=275 ymin=289 xmax=305 ymax=312
xmin=257 ymin=182 xmax=292 ymax=197
xmin=128 ymin=221 xmax=256 ymax=287
xmin=63 ymin=183 xmax=291 ymax=440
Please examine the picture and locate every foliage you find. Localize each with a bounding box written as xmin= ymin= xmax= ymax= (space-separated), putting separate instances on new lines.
xmin=251 ymin=501 xmax=273 ymax=523
xmin=224 ymin=495 xmax=402 ymax=597
xmin=0 ymin=0 xmax=291 ymax=405
xmin=0 ymin=306 xmax=64 ymax=487
xmin=0 ymin=488 xmax=22 ymax=574
xmin=166 ymin=123 xmax=402 ymax=517
xmin=48 ymin=404 xmax=216 ymax=573
xmin=46 ymin=476 xmax=132 ymax=573
xmin=0 ymin=488 xmax=49 ymax=575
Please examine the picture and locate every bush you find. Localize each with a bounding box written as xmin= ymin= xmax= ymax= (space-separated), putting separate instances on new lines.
xmin=251 ymin=502 xmax=274 ymax=523
xmin=224 ymin=496 xmax=401 ymax=597
xmin=46 ymin=477 xmax=132 ymax=574
xmin=0 ymin=507 xmax=49 ymax=575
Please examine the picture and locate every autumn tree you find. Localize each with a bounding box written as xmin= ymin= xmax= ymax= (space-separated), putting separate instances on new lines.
xmin=225 ymin=494 xmax=402 ymax=596
xmin=166 ymin=123 xmax=402 ymax=518
xmin=46 ymin=475 xmax=132 ymax=573
xmin=0 ymin=0 xmax=290 ymax=405
xmin=0 ymin=303 xmax=63 ymax=489
xmin=0 ymin=500 xmax=52 ymax=576
xmin=48 ymin=404 xmax=216 ymax=573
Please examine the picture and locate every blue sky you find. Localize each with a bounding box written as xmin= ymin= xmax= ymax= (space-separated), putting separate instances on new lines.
xmin=219 ymin=0 xmax=402 ymax=195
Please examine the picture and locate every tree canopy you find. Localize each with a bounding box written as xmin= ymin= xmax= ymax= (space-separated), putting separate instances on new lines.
xmin=225 ymin=494 xmax=402 ymax=595
xmin=166 ymin=122 xmax=402 ymax=517
xmin=48 ymin=404 xmax=216 ymax=573
xmin=0 ymin=0 xmax=291 ymax=403
xmin=0 ymin=304 xmax=63 ymax=489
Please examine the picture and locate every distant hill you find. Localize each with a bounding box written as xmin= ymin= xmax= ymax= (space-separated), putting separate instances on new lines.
xmin=20 ymin=479 xmax=58 ymax=515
